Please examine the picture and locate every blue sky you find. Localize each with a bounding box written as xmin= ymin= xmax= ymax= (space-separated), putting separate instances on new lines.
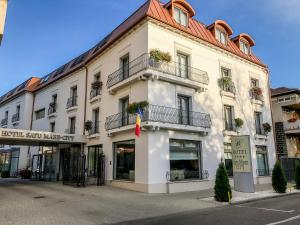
xmin=0 ymin=0 xmax=299 ymax=96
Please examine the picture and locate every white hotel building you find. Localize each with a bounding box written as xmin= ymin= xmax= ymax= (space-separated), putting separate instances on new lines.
xmin=0 ymin=0 xmax=276 ymax=193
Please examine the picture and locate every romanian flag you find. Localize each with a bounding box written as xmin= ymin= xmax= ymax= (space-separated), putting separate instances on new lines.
xmin=135 ymin=108 xmax=143 ymax=137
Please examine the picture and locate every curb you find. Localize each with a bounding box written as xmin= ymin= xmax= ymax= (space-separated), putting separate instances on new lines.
xmin=229 ymin=191 xmax=300 ymax=205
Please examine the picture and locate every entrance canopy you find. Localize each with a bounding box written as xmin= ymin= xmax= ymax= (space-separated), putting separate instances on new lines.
xmin=0 ymin=128 xmax=87 ymax=146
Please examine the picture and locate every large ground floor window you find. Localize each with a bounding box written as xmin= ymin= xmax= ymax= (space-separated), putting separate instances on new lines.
xmin=224 ymin=143 xmax=233 ymax=177
xmin=169 ymin=139 xmax=202 ymax=181
xmin=88 ymin=145 xmax=102 ymax=177
xmin=256 ymin=146 xmax=269 ymax=176
xmin=114 ymin=140 xmax=135 ymax=181
xmin=0 ymin=149 xmax=20 ymax=176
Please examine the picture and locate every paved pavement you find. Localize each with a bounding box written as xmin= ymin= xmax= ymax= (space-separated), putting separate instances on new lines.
xmin=114 ymin=194 xmax=300 ymax=225
xmin=0 ymin=178 xmax=218 ymax=225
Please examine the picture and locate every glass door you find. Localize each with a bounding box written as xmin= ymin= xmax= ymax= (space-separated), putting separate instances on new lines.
xmin=121 ymin=97 xmax=129 ymax=126
xmin=121 ymin=54 xmax=130 ymax=80
xmin=177 ymin=53 xmax=188 ymax=78
xmin=178 ymin=95 xmax=190 ymax=125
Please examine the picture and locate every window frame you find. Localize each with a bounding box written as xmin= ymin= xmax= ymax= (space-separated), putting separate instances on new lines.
xmin=240 ymin=40 xmax=250 ymax=55
xmin=224 ymin=105 xmax=235 ymax=131
xmin=174 ymin=6 xmax=188 ymax=27
xmin=216 ymin=28 xmax=228 ymax=45
xmin=35 ymin=108 xmax=46 ymax=120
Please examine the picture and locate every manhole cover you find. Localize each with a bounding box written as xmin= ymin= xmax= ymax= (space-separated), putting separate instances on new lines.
xmin=33 ymin=196 xmax=46 ymax=199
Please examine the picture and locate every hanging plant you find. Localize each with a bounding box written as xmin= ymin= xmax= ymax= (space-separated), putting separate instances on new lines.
xmin=234 ymin=118 xmax=244 ymax=130
xmin=127 ymin=101 xmax=149 ymax=114
xmin=218 ymin=76 xmax=232 ymax=88
xmin=84 ymin=120 xmax=93 ymax=131
xmin=150 ymin=49 xmax=171 ymax=63
xmin=49 ymin=102 xmax=56 ymax=107
xmin=251 ymin=87 xmax=263 ymax=96
xmin=288 ymin=118 xmax=297 ymax=123
xmin=92 ymin=81 xmax=103 ymax=89
xmin=262 ymin=122 xmax=272 ymax=135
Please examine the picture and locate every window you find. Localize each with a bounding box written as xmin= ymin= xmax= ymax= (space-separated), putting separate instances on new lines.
xmin=52 ymin=94 xmax=57 ymax=103
xmin=121 ymin=54 xmax=129 ymax=79
xmin=88 ymin=145 xmax=102 ymax=177
xmin=67 ymin=86 xmax=77 ymax=108
xmin=50 ymin=122 xmax=55 ymax=132
xmin=240 ymin=40 xmax=250 ymax=54
xmin=120 ymin=97 xmax=129 ymax=126
xmin=169 ymin=139 xmax=202 ymax=181
xmin=114 ymin=140 xmax=135 ymax=181
xmin=16 ymin=105 xmax=20 ymax=116
xmin=255 ymin=112 xmax=263 ymax=135
xmin=176 ymin=52 xmax=189 ymax=78
xmin=91 ymin=108 xmax=100 ymax=134
xmin=177 ymin=95 xmax=191 ymax=125
xmin=256 ymin=146 xmax=269 ymax=176
xmin=224 ymin=105 xmax=235 ymax=131
xmin=251 ymin=78 xmax=259 ymax=88
xmin=174 ymin=7 xmax=188 ymax=26
xmin=216 ymin=28 xmax=227 ymax=44
xmin=35 ymin=108 xmax=45 ymax=120
xmin=224 ymin=143 xmax=233 ymax=177
xmin=5 ymin=111 xmax=8 ymax=119
xmin=221 ymin=67 xmax=231 ymax=78
xmin=68 ymin=117 xmax=76 ymax=134
xmin=94 ymin=72 xmax=101 ymax=81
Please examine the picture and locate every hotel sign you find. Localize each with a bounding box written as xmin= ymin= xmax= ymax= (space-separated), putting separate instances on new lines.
xmin=0 ymin=128 xmax=86 ymax=144
xmin=231 ymin=135 xmax=252 ymax=173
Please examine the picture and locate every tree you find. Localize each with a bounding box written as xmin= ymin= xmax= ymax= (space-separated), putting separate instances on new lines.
xmin=272 ymin=161 xmax=287 ymax=193
xmin=295 ymin=161 xmax=300 ymax=190
xmin=214 ymin=162 xmax=232 ymax=202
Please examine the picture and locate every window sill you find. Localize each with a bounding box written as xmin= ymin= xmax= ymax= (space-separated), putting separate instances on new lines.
xmin=66 ymin=106 xmax=78 ymax=113
xmin=251 ymin=98 xmax=264 ymax=106
xmin=255 ymin=134 xmax=267 ymax=140
xmin=87 ymin=133 xmax=100 ymax=139
xmin=48 ymin=112 xmax=57 ymax=118
xmin=223 ymin=130 xmax=237 ymax=136
xmin=89 ymin=95 xmax=101 ymax=104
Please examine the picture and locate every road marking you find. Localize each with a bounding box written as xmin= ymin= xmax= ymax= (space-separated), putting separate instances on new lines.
xmin=266 ymin=215 xmax=300 ymax=225
xmin=235 ymin=205 xmax=295 ymax=213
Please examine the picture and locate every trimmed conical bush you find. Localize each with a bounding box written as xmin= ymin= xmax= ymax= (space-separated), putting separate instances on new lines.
xmin=295 ymin=161 xmax=300 ymax=190
xmin=272 ymin=161 xmax=287 ymax=193
xmin=214 ymin=162 xmax=232 ymax=202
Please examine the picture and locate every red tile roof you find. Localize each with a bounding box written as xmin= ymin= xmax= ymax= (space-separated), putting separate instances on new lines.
xmin=271 ymin=87 xmax=299 ymax=97
xmin=0 ymin=0 xmax=267 ymax=105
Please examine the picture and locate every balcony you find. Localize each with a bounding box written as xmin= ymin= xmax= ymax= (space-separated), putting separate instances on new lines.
xmin=106 ymin=54 xmax=209 ymax=94
xmin=48 ymin=103 xmax=57 ymax=116
xmin=11 ymin=114 xmax=20 ymax=124
xmin=284 ymin=119 xmax=300 ymax=134
xmin=65 ymin=127 xmax=76 ymax=134
xmin=66 ymin=96 xmax=77 ymax=111
xmin=1 ymin=118 xmax=8 ymax=127
xmin=88 ymin=122 xmax=100 ymax=137
xmin=105 ymin=104 xmax=211 ymax=134
xmin=90 ymin=88 xmax=102 ymax=103
xmin=250 ymin=87 xmax=264 ymax=105
xmin=220 ymin=81 xmax=236 ymax=98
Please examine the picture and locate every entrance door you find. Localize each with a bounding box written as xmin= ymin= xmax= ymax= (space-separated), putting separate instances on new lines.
xmin=62 ymin=147 xmax=85 ymax=187
xmin=32 ymin=154 xmax=43 ymax=180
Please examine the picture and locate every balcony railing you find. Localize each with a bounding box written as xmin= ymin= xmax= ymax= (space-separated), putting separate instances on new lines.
xmin=284 ymin=119 xmax=300 ymax=131
xmin=221 ymin=81 xmax=236 ymax=94
xmin=89 ymin=122 xmax=100 ymax=135
xmin=48 ymin=103 xmax=57 ymax=115
xmin=11 ymin=114 xmax=20 ymax=123
xmin=1 ymin=118 xmax=8 ymax=127
xmin=65 ymin=127 xmax=76 ymax=134
xmin=105 ymin=104 xmax=211 ymax=131
xmin=66 ymin=96 xmax=77 ymax=109
xmin=106 ymin=54 xmax=209 ymax=88
xmin=90 ymin=88 xmax=102 ymax=99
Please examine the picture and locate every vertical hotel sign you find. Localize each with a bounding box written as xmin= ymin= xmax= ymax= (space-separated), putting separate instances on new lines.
xmin=231 ymin=135 xmax=255 ymax=193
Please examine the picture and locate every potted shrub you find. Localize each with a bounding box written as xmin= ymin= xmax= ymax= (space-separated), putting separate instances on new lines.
xmin=251 ymin=87 xmax=263 ymax=97
xmin=234 ymin=118 xmax=244 ymax=132
xmin=127 ymin=101 xmax=149 ymax=115
xmin=272 ymin=161 xmax=287 ymax=193
xmin=1 ymin=171 xmax=10 ymax=178
xmin=262 ymin=122 xmax=272 ymax=135
xmin=91 ymin=80 xmax=102 ymax=89
xmin=84 ymin=120 xmax=93 ymax=131
xmin=150 ymin=49 xmax=171 ymax=63
xmin=19 ymin=169 xmax=32 ymax=179
xmin=214 ymin=162 xmax=232 ymax=202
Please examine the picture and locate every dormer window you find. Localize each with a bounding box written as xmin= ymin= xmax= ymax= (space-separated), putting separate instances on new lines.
xmin=174 ymin=7 xmax=188 ymax=27
xmin=216 ymin=28 xmax=227 ymax=45
xmin=240 ymin=40 xmax=250 ymax=55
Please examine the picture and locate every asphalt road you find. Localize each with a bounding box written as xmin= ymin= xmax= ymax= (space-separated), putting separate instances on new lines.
xmin=113 ymin=194 xmax=300 ymax=225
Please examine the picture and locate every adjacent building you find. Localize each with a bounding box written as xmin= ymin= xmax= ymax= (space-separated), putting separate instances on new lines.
xmin=0 ymin=0 xmax=276 ymax=193
xmin=271 ymin=87 xmax=300 ymax=158
xmin=0 ymin=0 xmax=8 ymax=45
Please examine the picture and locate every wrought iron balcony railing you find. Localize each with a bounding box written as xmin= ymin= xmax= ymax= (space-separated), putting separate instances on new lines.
xmin=1 ymin=118 xmax=8 ymax=127
xmin=221 ymin=81 xmax=236 ymax=94
xmin=105 ymin=104 xmax=212 ymax=131
xmin=88 ymin=122 xmax=100 ymax=135
xmin=65 ymin=127 xmax=76 ymax=134
xmin=66 ymin=96 xmax=77 ymax=109
xmin=106 ymin=54 xmax=209 ymax=88
xmin=48 ymin=103 xmax=57 ymax=115
xmin=11 ymin=114 xmax=20 ymax=123
xmin=90 ymin=88 xmax=102 ymax=99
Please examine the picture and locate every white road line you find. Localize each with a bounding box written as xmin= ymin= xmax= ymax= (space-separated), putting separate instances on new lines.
xmin=266 ymin=215 xmax=300 ymax=225
xmin=235 ymin=205 xmax=295 ymax=213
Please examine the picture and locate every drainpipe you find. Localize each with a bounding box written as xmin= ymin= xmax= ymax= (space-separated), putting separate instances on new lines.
xmin=83 ymin=66 xmax=88 ymax=135
xmin=27 ymin=92 xmax=36 ymax=168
